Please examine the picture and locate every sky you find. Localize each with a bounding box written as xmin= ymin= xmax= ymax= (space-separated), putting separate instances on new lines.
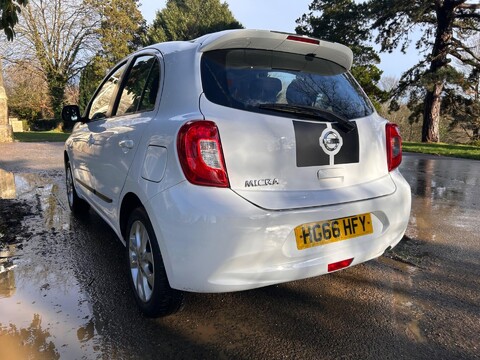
xmin=139 ymin=0 xmax=420 ymax=79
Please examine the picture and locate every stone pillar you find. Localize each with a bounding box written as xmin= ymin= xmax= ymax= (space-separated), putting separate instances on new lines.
xmin=0 ymin=58 xmax=13 ymax=143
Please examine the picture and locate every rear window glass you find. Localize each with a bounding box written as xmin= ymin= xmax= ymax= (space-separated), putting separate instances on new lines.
xmin=201 ymin=49 xmax=374 ymax=120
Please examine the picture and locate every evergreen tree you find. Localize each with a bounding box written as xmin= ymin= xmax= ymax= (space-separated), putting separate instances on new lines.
xmin=147 ymin=0 xmax=243 ymax=44
xmin=78 ymin=0 xmax=145 ymax=115
xmin=0 ymin=0 xmax=28 ymax=40
xmin=367 ymin=0 xmax=480 ymax=142
xmin=78 ymin=58 xmax=102 ymax=114
xmin=296 ymin=0 xmax=388 ymax=107
xmin=443 ymin=66 xmax=480 ymax=142
xmin=90 ymin=0 xmax=145 ymax=64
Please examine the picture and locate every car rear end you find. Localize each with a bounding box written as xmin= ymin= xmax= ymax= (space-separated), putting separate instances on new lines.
xmin=147 ymin=30 xmax=411 ymax=292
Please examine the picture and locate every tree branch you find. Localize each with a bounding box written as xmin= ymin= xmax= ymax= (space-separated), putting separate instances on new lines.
xmin=457 ymin=3 xmax=480 ymax=10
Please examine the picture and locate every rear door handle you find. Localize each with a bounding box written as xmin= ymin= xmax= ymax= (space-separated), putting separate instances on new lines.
xmin=119 ymin=139 xmax=134 ymax=149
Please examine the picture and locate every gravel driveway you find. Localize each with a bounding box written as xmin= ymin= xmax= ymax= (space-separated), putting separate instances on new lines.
xmin=0 ymin=142 xmax=65 ymax=172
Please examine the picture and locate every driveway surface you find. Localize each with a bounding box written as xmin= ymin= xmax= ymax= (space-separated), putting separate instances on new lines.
xmin=0 ymin=142 xmax=479 ymax=359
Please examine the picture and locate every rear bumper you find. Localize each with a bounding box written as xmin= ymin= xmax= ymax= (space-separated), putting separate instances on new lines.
xmin=145 ymin=170 xmax=411 ymax=292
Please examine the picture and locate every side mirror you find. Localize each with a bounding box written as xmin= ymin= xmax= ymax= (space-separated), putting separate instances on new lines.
xmin=62 ymin=105 xmax=82 ymax=123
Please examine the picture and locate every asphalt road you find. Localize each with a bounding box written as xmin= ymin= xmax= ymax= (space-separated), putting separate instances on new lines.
xmin=0 ymin=143 xmax=479 ymax=360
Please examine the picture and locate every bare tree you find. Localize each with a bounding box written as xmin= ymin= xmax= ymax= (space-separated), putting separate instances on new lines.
xmin=376 ymin=76 xmax=420 ymax=142
xmin=4 ymin=61 xmax=52 ymax=121
xmin=1 ymin=0 xmax=100 ymax=121
xmin=379 ymin=76 xmax=399 ymax=93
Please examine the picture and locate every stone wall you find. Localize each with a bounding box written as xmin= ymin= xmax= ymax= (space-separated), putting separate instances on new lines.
xmin=0 ymin=59 xmax=13 ymax=142
xmin=0 ymin=93 xmax=13 ymax=142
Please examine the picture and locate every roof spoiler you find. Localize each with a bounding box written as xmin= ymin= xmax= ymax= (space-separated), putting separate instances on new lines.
xmin=197 ymin=29 xmax=353 ymax=70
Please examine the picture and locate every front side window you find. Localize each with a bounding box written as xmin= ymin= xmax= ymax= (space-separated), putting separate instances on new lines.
xmin=201 ymin=49 xmax=374 ymax=120
xmin=116 ymin=55 xmax=159 ymax=116
xmin=88 ymin=63 xmax=126 ymax=120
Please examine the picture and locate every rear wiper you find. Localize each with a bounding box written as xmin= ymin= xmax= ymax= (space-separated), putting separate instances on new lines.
xmin=258 ymin=103 xmax=356 ymax=133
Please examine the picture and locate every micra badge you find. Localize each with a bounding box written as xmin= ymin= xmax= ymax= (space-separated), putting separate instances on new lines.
xmin=245 ymin=179 xmax=280 ymax=187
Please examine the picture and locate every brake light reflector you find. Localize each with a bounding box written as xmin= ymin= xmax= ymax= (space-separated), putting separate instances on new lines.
xmin=328 ymin=258 xmax=354 ymax=272
xmin=386 ymin=123 xmax=402 ymax=172
xmin=177 ymin=121 xmax=229 ymax=187
xmin=286 ymin=35 xmax=320 ymax=45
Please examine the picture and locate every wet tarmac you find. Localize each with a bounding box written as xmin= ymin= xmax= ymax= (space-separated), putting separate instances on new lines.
xmin=0 ymin=144 xmax=479 ymax=360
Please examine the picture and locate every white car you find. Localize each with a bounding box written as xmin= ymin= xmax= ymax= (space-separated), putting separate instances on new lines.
xmin=62 ymin=29 xmax=411 ymax=317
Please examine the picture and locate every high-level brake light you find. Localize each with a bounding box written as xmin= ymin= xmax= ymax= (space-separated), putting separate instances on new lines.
xmin=286 ymin=35 xmax=320 ymax=45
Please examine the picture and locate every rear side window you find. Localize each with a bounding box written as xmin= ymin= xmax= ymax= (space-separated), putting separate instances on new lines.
xmin=116 ymin=55 xmax=159 ymax=116
xmin=201 ymin=49 xmax=374 ymax=120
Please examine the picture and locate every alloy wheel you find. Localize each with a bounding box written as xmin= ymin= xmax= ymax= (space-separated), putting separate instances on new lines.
xmin=128 ymin=220 xmax=155 ymax=303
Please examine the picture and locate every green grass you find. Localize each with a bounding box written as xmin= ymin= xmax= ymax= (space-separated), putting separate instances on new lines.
xmin=14 ymin=131 xmax=70 ymax=143
xmin=403 ymin=142 xmax=480 ymax=161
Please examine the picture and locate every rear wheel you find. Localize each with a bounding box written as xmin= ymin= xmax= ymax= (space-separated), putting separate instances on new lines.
xmin=126 ymin=207 xmax=184 ymax=317
xmin=65 ymin=161 xmax=89 ymax=213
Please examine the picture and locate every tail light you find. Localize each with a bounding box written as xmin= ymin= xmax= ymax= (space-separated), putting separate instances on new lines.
xmin=386 ymin=123 xmax=402 ymax=172
xmin=177 ymin=121 xmax=229 ymax=187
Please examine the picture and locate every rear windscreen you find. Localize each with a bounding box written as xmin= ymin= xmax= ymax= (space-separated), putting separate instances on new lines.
xmin=201 ymin=49 xmax=374 ymax=120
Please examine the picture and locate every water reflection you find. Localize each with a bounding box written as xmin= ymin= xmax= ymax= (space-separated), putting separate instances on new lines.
xmin=1 ymin=169 xmax=70 ymax=232
xmin=402 ymin=156 xmax=480 ymax=208
xmin=0 ymin=170 xmax=97 ymax=359
xmin=0 ymin=257 xmax=16 ymax=298
xmin=400 ymin=154 xmax=480 ymax=242
xmin=0 ymin=168 xmax=16 ymax=199
xmin=0 ymin=314 xmax=60 ymax=359
xmin=77 ymin=318 xmax=95 ymax=343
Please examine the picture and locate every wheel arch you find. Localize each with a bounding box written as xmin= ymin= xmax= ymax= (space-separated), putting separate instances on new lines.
xmin=120 ymin=192 xmax=144 ymax=240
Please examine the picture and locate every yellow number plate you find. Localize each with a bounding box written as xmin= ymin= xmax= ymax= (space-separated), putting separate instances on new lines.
xmin=295 ymin=213 xmax=373 ymax=250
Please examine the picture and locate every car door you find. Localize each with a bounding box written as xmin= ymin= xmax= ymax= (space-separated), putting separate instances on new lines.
xmin=68 ymin=62 xmax=128 ymax=206
xmin=86 ymin=53 xmax=161 ymax=219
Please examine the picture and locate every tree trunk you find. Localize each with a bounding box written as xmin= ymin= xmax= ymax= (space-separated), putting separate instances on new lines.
xmin=422 ymin=83 xmax=443 ymax=142
xmin=47 ymin=75 xmax=67 ymax=124
xmin=473 ymin=126 xmax=479 ymax=142
xmin=422 ymin=1 xmax=456 ymax=143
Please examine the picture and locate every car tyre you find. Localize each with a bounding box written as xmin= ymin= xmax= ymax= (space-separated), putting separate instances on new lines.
xmin=66 ymin=161 xmax=90 ymax=213
xmin=126 ymin=207 xmax=184 ymax=317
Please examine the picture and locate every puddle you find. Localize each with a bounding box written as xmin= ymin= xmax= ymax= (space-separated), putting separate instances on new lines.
xmin=406 ymin=319 xmax=426 ymax=343
xmin=0 ymin=169 xmax=100 ymax=359
xmin=392 ymin=282 xmax=428 ymax=345
xmin=401 ymin=155 xmax=480 ymax=243
xmin=382 ymin=254 xmax=428 ymax=346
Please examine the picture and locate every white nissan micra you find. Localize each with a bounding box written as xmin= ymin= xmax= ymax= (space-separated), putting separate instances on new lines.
xmin=62 ymin=29 xmax=411 ymax=317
